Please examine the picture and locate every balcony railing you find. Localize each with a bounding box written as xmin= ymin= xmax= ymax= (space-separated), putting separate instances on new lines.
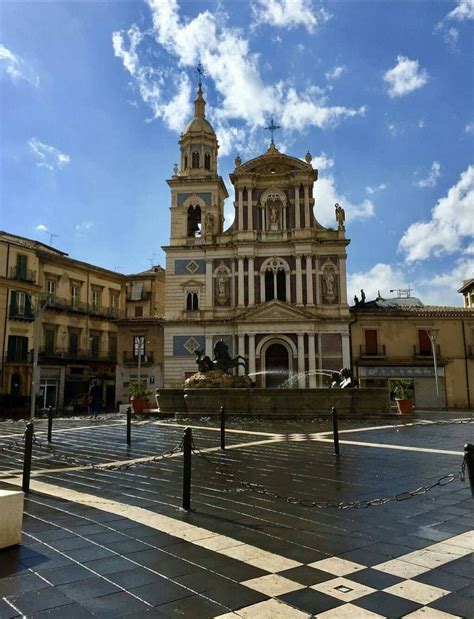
xmin=413 ymin=344 xmax=441 ymax=358
xmin=9 ymin=266 xmax=37 ymax=283
xmin=360 ymin=344 xmax=386 ymax=358
xmin=46 ymin=296 xmax=123 ymax=319
xmin=126 ymin=291 xmax=152 ymax=301
xmin=39 ymin=348 xmax=118 ymax=363
xmin=9 ymin=307 xmax=34 ymax=320
xmin=5 ymin=352 xmax=29 ymax=363
xmin=122 ymin=351 xmax=154 ymax=366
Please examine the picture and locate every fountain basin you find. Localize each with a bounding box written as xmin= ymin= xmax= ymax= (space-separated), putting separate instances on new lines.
xmin=156 ymin=388 xmax=390 ymax=418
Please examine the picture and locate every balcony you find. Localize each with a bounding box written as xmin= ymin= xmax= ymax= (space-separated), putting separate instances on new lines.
xmin=360 ymin=344 xmax=386 ymax=358
xmin=5 ymin=352 xmax=29 ymax=363
xmin=413 ymin=344 xmax=441 ymax=358
xmin=46 ymin=296 xmax=123 ymax=319
xmin=9 ymin=266 xmax=36 ymax=283
xmin=122 ymin=351 xmax=154 ymax=366
xmin=38 ymin=348 xmax=118 ymax=363
xmin=126 ymin=291 xmax=152 ymax=302
xmin=9 ymin=307 xmax=34 ymax=321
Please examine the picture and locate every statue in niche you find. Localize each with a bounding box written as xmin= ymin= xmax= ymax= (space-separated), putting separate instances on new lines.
xmin=335 ymin=203 xmax=345 ymax=230
xmin=270 ymin=206 xmax=279 ymax=224
xmin=323 ymin=267 xmax=337 ymax=303
xmin=215 ymin=267 xmax=230 ymax=306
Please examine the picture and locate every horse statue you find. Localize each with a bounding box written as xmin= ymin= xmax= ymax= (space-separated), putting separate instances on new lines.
xmin=213 ymin=339 xmax=248 ymax=374
xmin=339 ymin=368 xmax=358 ymax=389
xmin=194 ymin=348 xmax=214 ymax=373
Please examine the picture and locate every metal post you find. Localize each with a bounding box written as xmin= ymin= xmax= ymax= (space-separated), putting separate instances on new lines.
xmin=331 ymin=406 xmax=340 ymax=456
xmin=464 ymin=444 xmax=474 ymax=498
xmin=30 ymin=308 xmax=42 ymax=420
xmin=138 ymin=336 xmax=142 ymax=389
xmin=22 ymin=423 xmax=34 ymax=493
xmin=426 ymin=329 xmax=441 ymax=409
xmin=126 ymin=406 xmax=132 ymax=446
xmin=182 ymin=427 xmax=192 ymax=510
xmin=47 ymin=406 xmax=53 ymax=443
xmin=220 ymin=406 xmax=225 ymax=451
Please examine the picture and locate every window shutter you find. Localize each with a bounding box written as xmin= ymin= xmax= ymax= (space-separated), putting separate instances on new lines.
xmin=20 ymin=336 xmax=28 ymax=361
xmin=25 ymin=294 xmax=32 ymax=317
xmin=10 ymin=291 xmax=18 ymax=314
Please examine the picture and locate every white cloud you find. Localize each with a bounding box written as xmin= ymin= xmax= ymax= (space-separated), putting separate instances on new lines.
xmin=35 ymin=224 xmax=48 ymax=233
xmin=418 ymin=119 xmax=425 ymax=129
xmin=445 ymin=0 xmax=474 ymax=22
xmin=418 ymin=257 xmax=474 ymax=305
xmin=75 ymin=221 xmax=94 ymax=235
xmin=28 ymin=138 xmax=70 ymax=172
xmin=465 ymin=122 xmax=474 ymax=134
xmin=113 ymin=1 xmax=365 ymax=146
xmin=0 ymin=43 xmax=39 ymax=86
xmin=435 ymin=0 xmax=473 ymax=47
xmin=416 ymin=161 xmax=441 ymax=188
xmin=383 ymin=56 xmax=428 ymax=98
xmin=313 ymin=151 xmax=334 ymax=170
xmin=365 ymin=183 xmax=386 ymax=195
xmin=399 ymin=165 xmax=474 ymax=262
xmin=314 ymin=153 xmax=375 ymax=227
xmin=251 ymin=0 xmax=331 ymax=33
xmin=348 ymin=263 xmax=410 ymax=303
xmin=325 ymin=65 xmax=346 ymax=81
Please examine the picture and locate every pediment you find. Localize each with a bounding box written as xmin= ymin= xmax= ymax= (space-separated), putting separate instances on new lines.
xmin=235 ymin=150 xmax=311 ymax=177
xmin=238 ymin=300 xmax=315 ymax=322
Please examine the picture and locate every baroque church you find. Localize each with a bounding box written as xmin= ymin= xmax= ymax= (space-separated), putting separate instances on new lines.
xmin=163 ymin=82 xmax=351 ymax=388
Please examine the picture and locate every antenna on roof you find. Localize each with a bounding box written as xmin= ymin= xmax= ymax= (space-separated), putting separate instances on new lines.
xmin=48 ymin=232 xmax=59 ymax=246
xmin=389 ymin=286 xmax=412 ymax=298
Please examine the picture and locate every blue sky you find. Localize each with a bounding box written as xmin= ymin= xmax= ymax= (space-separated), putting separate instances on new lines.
xmin=1 ymin=0 xmax=472 ymax=304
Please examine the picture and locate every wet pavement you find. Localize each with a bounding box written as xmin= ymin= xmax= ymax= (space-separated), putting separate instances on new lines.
xmin=0 ymin=411 xmax=473 ymax=617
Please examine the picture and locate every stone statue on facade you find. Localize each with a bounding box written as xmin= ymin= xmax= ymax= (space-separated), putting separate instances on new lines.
xmin=215 ymin=269 xmax=230 ymax=306
xmin=335 ymin=203 xmax=345 ymax=230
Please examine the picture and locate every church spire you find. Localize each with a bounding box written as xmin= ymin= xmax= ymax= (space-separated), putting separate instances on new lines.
xmin=194 ymin=82 xmax=206 ymax=119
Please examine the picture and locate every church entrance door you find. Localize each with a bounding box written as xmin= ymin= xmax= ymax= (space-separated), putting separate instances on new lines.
xmin=265 ymin=343 xmax=289 ymax=388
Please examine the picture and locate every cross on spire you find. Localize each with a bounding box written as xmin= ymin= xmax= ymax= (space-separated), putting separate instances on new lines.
xmin=196 ymin=61 xmax=205 ymax=86
xmin=265 ymin=116 xmax=281 ymax=145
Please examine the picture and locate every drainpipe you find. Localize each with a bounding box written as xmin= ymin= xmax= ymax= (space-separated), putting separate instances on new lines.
xmin=2 ymin=243 xmax=11 ymax=393
xmin=462 ymin=320 xmax=471 ymax=410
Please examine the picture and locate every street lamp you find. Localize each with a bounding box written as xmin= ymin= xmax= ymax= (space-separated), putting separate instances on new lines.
xmin=30 ymin=293 xmax=52 ymax=420
xmin=425 ymin=329 xmax=441 ymax=409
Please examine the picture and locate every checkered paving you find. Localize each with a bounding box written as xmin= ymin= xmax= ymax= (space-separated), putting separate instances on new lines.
xmin=230 ymin=531 xmax=474 ymax=618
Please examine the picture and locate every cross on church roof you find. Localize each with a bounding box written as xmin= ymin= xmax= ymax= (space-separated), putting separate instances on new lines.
xmin=265 ymin=116 xmax=281 ymax=145
xmin=196 ymin=61 xmax=205 ymax=86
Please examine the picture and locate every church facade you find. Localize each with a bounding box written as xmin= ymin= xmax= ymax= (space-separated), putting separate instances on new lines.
xmin=162 ymin=84 xmax=351 ymax=388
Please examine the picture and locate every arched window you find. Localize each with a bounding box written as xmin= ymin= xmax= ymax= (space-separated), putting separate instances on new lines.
xmin=187 ymin=205 xmax=201 ymax=237
xmin=276 ymin=270 xmax=286 ymax=301
xmin=186 ymin=292 xmax=199 ymax=311
xmin=184 ymin=156 xmax=188 ymax=170
xmin=192 ymin=151 xmax=200 ymax=168
xmin=262 ymin=257 xmax=289 ymax=303
xmin=204 ymin=152 xmax=211 ymax=170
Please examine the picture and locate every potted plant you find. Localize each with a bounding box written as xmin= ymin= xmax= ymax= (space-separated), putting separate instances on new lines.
xmin=129 ymin=381 xmax=151 ymax=414
xmin=392 ymin=379 xmax=414 ymax=415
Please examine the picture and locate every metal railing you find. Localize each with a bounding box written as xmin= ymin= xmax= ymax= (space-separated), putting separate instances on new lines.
xmin=46 ymin=296 xmax=123 ymax=319
xmin=9 ymin=266 xmax=37 ymax=283
xmin=360 ymin=344 xmax=386 ymax=357
xmin=413 ymin=344 xmax=441 ymax=358
xmin=39 ymin=348 xmax=117 ymax=362
xmin=9 ymin=307 xmax=34 ymax=320
xmin=126 ymin=291 xmax=152 ymax=301
xmin=123 ymin=351 xmax=154 ymax=365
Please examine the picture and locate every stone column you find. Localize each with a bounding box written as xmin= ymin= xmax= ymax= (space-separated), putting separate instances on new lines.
xmin=238 ymin=189 xmax=244 ymax=231
xmin=248 ymin=188 xmax=253 ymax=230
xmin=295 ymin=186 xmax=300 ymax=228
xmin=339 ymin=257 xmax=348 ymax=305
xmin=205 ymin=334 xmax=213 ymax=358
xmin=306 ymin=255 xmax=313 ymax=305
xmin=205 ymin=259 xmax=213 ymax=308
xmin=342 ymin=333 xmax=351 ymax=370
xmin=308 ymin=333 xmax=316 ymax=388
xmin=304 ymin=185 xmax=310 ymax=228
xmin=238 ymin=334 xmax=245 ymax=375
xmin=296 ymin=255 xmax=303 ymax=305
xmin=237 ymin=257 xmax=245 ymax=307
xmin=318 ymin=333 xmax=323 ymax=387
xmin=248 ymin=257 xmax=255 ymax=306
xmin=297 ymin=333 xmax=305 ymax=388
xmin=248 ymin=334 xmax=256 ymax=379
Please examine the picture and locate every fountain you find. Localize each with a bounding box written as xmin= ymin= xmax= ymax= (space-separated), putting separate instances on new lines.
xmin=155 ymin=342 xmax=390 ymax=418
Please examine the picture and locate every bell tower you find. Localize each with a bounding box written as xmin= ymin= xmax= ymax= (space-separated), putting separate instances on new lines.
xmin=167 ymin=80 xmax=228 ymax=246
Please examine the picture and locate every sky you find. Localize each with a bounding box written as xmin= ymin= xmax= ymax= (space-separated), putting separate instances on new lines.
xmin=1 ymin=0 xmax=473 ymax=305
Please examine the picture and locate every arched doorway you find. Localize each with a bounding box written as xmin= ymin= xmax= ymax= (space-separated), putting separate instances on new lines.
xmin=265 ymin=343 xmax=289 ymax=388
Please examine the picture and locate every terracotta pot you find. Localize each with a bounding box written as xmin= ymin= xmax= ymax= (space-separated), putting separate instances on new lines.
xmin=131 ymin=398 xmax=148 ymax=414
xmin=396 ymin=399 xmax=414 ymax=415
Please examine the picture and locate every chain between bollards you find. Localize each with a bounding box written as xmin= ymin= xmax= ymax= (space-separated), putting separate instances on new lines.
xmin=464 ymin=444 xmax=474 ymax=498
xmin=22 ymin=422 xmax=34 ymax=493
xmin=220 ymin=406 xmax=226 ymax=451
xmin=182 ymin=427 xmax=192 ymax=510
xmin=126 ymin=407 xmax=132 ymax=447
xmin=47 ymin=406 xmax=53 ymax=443
xmin=331 ymin=406 xmax=340 ymax=456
